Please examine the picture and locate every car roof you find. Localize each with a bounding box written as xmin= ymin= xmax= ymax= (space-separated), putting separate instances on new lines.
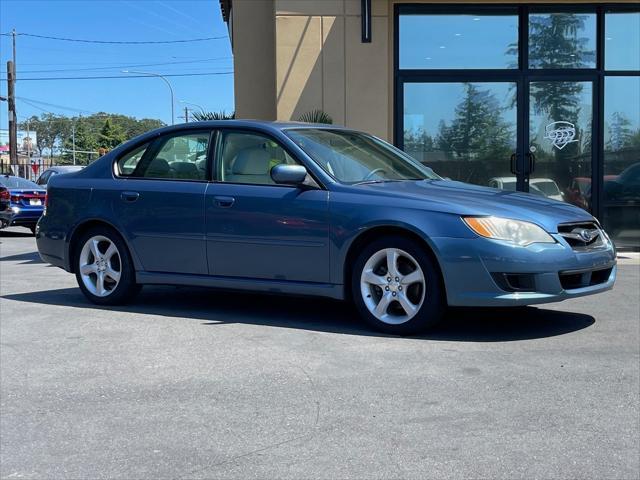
xmin=136 ymin=120 xmax=349 ymax=137
xmin=47 ymin=165 xmax=83 ymax=172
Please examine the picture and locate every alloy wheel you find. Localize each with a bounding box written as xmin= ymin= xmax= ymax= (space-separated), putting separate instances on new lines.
xmin=78 ymin=235 xmax=122 ymax=297
xmin=359 ymin=248 xmax=426 ymax=325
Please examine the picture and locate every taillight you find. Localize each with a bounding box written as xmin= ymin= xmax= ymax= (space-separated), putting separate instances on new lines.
xmin=11 ymin=195 xmax=20 ymax=202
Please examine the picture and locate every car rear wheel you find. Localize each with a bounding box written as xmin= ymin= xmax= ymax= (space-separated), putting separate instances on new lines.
xmin=75 ymin=226 xmax=140 ymax=305
xmin=351 ymin=236 xmax=445 ymax=335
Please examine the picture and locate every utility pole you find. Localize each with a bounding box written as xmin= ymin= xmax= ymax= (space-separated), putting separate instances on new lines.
xmin=6 ymin=30 xmax=18 ymax=167
xmin=72 ymin=123 xmax=76 ymax=165
xmin=7 ymin=61 xmax=17 ymax=166
xmin=184 ymin=106 xmax=189 ymax=123
xmin=12 ymin=29 xmax=17 ymax=70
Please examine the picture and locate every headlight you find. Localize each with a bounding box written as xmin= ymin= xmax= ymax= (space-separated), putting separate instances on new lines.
xmin=462 ymin=216 xmax=555 ymax=246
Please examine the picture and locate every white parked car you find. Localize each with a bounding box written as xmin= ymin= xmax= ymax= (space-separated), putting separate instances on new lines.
xmin=488 ymin=177 xmax=564 ymax=201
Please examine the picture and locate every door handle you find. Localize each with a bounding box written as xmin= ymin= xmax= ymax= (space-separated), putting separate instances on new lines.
xmin=120 ymin=191 xmax=140 ymax=202
xmin=526 ymin=152 xmax=536 ymax=173
xmin=510 ymin=153 xmax=521 ymax=175
xmin=214 ymin=196 xmax=235 ymax=208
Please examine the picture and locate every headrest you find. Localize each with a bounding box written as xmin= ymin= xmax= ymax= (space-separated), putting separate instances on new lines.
xmin=146 ymin=157 xmax=170 ymax=176
xmin=171 ymin=161 xmax=198 ymax=176
xmin=232 ymin=148 xmax=270 ymax=175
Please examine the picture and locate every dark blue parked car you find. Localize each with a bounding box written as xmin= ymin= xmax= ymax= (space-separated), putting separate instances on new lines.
xmin=36 ymin=121 xmax=616 ymax=334
xmin=0 ymin=175 xmax=46 ymax=234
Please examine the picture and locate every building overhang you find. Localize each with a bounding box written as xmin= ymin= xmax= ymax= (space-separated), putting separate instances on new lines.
xmin=219 ymin=0 xmax=231 ymax=23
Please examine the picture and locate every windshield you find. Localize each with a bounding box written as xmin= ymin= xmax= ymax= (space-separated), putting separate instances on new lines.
xmin=285 ymin=129 xmax=440 ymax=184
xmin=0 ymin=176 xmax=40 ymax=189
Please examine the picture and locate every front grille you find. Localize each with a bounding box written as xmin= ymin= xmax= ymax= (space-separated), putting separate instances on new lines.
xmin=559 ymin=266 xmax=613 ymax=290
xmin=558 ymin=222 xmax=604 ymax=251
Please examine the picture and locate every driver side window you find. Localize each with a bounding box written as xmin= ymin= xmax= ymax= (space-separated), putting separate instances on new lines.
xmin=218 ymin=131 xmax=300 ymax=185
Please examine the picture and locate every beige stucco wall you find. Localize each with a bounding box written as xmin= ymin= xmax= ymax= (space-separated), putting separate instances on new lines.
xmin=232 ymin=0 xmax=637 ymax=141
xmin=274 ymin=0 xmax=390 ymax=140
xmin=230 ymin=0 xmax=277 ymax=120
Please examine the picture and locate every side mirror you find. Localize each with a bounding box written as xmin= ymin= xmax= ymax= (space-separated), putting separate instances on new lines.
xmin=271 ymin=164 xmax=308 ymax=186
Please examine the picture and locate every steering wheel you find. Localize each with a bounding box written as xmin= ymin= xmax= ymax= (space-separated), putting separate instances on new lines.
xmin=363 ymin=168 xmax=386 ymax=181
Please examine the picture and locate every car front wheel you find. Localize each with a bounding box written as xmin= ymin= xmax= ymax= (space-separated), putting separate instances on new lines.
xmin=351 ymin=236 xmax=445 ymax=335
xmin=74 ymin=226 xmax=140 ymax=305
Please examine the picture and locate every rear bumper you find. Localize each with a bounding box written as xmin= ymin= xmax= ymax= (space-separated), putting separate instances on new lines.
xmin=432 ymin=235 xmax=617 ymax=307
xmin=9 ymin=207 xmax=43 ymax=227
xmin=35 ymin=216 xmax=69 ymax=270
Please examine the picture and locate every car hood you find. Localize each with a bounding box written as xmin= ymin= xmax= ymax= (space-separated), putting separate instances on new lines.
xmin=354 ymin=180 xmax=594 ymax=233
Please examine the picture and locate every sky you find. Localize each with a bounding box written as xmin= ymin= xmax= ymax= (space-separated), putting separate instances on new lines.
xmin=0 ymin=0 xmax=234 ymax=129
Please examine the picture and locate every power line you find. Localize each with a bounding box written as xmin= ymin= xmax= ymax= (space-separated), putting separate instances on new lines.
xmin=1 ymin=32 xmax=227 ymax=44
xmin=17 ymin=57 xmax=232 ymax=74
xmin=0 ymin=71 xmax=233 ymax=81
xmin=17 ymin=97 xmax=94 ymax=115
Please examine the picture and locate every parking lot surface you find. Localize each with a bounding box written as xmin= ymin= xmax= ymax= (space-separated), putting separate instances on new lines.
xmin=1 ymin=227 xmax=639 ymax=479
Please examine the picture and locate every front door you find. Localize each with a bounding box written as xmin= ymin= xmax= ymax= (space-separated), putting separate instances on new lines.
xmin=205 ymin=129 xmax=330 ymax=283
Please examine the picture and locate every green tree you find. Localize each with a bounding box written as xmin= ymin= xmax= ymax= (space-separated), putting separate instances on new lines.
xmin=191 ymin=110 xmax=235 ymax=121
xmin=97 ymin=119 xmax=126 ymax=150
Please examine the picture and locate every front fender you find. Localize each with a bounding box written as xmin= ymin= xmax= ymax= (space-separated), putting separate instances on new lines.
xmin=329 ymin=191 xmax=473 ymax=285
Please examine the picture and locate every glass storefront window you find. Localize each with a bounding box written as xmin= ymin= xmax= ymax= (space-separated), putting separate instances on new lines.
xmin=529 ymin=12 xmax=596 ymax=69
xmin=403 ymin=82 xmax=516 ymax=188
xmin=603 ymin=76 xmax=640 ymax=248
xmin=399 ymin=14 xmax=518 ymax=69
xmin=605 ymin=12 xmax=640 ymax=71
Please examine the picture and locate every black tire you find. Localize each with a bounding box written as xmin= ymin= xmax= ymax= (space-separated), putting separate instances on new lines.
xmin=74 ymin=226 xmax=141 ymax=305
xmin=351 ymin=235 xmax=445 ymax=335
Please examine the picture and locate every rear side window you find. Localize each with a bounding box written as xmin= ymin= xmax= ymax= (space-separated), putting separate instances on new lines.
xmin=117 ymin=132 xmax=211 ymax=180
xmin=117 ymin=143 xmax=148 ymax=176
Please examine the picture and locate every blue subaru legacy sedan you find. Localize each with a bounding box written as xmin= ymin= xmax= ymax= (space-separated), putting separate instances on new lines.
xmin=36 ymin=121 xmax=616 ymax=335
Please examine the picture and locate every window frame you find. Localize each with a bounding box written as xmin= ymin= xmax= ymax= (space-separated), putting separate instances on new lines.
xmin=113 ymin=128 xmax=216 ymax=182
xmin=212 ymin=127 xmax=325 ymax=189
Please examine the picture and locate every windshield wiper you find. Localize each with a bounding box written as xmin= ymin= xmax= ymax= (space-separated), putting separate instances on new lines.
xmin=351 ymin=178 xmax=404 ymax=185
xmin=352 ymin=178 xmax=421 ymax=186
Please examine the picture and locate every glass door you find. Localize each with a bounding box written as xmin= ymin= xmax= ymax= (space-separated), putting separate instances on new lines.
xmin=526 ymin=79 xmax=594 ymax=211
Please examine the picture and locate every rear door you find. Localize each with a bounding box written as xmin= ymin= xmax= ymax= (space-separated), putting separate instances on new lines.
xmin=110 ymin=129 xmax=213 ymax=274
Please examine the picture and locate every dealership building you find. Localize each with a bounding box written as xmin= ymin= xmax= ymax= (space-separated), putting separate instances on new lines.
xmin=220 ymin=0 xmax=639 ymax=248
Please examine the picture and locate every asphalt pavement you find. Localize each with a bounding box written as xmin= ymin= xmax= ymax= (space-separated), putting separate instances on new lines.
xmin=1 ymin=227 xmax=639 ymax=479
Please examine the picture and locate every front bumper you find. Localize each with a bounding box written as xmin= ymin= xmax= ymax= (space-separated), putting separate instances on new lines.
xmin=432 ymin=234 xmax=616 ymax=307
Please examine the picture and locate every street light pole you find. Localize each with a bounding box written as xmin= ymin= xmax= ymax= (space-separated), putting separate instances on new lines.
xmin=122 ymin=70 xmax=175 ymax=125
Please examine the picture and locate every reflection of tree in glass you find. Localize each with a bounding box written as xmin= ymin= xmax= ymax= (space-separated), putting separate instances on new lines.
xmin=528 ymin=13 xmax=595 ymax=69
xmin=403 ymin=128 xmax=434 ymax=162
xmin=607 ymin=112 xmax=640 ymax=151
xmin=525 ymin=14 xmax=597 ymax=189
xmin=435 ymin=84 xmax=513 ymax=183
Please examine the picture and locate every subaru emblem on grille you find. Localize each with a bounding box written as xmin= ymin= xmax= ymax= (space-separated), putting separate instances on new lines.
xmin=575 ymin=228 xmax=599 ymax=243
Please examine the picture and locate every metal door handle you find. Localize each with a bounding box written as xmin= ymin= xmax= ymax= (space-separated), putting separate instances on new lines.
xmin=527 ymin=152 xmax=536 ymax=173
xmin=214 ymin=196 xmax=235 ymax=208
xmin=510 ymin=153 xmax=521 ymax=175
xmin=121 ymin=191 xmax=139 ymax=202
